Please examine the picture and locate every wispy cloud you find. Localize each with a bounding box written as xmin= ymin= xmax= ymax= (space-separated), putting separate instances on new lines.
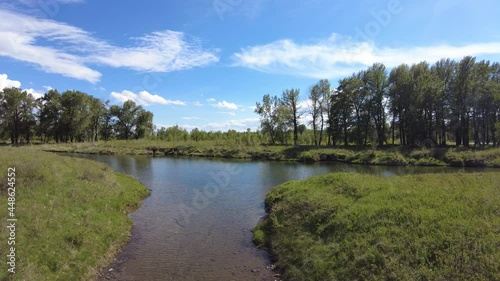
xmin=182 ymin=116 xmax=200 ymax=120
xmin=110 ymin=90 xmax=186 ymax=107
xmin=0 ymin=9 xmax=219 ymax=83
xmin=233 ymin=33 xmax=500 ymax=79
xmin=13 ymin=0 xmax=84 ymax=6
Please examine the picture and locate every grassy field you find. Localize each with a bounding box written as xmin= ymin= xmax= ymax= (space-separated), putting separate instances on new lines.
xmin=0 ymin=147 xmax=149 ymax=281
xmin=254 ymin=172 xmax=500 ymax=281
xmin=35 ymin=140 xmax=500 ymax=167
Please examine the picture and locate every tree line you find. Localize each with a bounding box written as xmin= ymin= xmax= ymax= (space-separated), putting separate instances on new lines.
xmin=2 ymin=55 xmax=498 ymax=147
xmin=255 ymin=56 xmax=500 ymax=147
xmin=0 ymin=88 xmax=154 ymax=144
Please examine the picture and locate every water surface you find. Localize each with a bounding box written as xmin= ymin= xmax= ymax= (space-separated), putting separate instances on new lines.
xmin=69 ymin=155 xmax=488 ymax=281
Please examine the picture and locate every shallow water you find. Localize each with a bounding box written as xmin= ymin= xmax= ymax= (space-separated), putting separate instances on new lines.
xmin=69 ymin=154 xmax=489 ymax=281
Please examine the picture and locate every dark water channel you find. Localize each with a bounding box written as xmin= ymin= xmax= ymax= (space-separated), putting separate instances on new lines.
xmin=70 ymin=154 xmax=489 ymax=281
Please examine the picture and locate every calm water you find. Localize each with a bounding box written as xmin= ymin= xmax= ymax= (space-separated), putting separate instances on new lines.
xmin=69 ymin=154 xmax=488 ymax=281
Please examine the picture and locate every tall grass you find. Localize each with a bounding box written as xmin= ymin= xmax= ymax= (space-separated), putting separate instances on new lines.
xmin=0 ymin=147 xmax=149 ymax=281
xmin=254 ymin=172 xmax=500 ymax=280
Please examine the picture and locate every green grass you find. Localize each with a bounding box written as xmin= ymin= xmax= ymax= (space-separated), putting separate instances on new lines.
xmin=0 ymin=147 xmax=149 ymax=281
xmin=34 ymin=140 xmax=500 ymax=167
xmin=254 ymin=172 xmax=500 ymax=281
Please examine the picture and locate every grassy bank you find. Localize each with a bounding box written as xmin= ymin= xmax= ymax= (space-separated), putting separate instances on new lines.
xmin=36 ymin=140 xmax=500 ymax=167
xmin=254 ymin=172 xmax=500 ymax=281
xmin=0 ymin=147 xmax=149 ymax=281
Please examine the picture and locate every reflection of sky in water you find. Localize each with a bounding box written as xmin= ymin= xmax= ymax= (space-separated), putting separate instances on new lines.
xmin=65 ymin=154 xmax=493 ymax=281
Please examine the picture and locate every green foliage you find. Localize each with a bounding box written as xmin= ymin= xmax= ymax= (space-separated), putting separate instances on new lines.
xmin=110 ymin=100 xmax=154 ymax=140
xmin=255 ymin=94 xmax=293 ymax=145
xmin=310 ymin=79 xmax=331 ymax=146
xmin=0 ymin=87 xmax=154 ymax=144
xmin=256 ymin=172 xmax=500 ymax=281
xmin=0 ymin=87 xmax=37 ymax=144
xmin=0 ymin=147 xmax=148 ymax=281
xmin=324 ymin=56 xmax=500 ymax=147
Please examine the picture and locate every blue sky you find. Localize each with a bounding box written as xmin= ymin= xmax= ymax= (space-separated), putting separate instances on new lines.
xmin=1 ymin=0 xmax=500 ymax=131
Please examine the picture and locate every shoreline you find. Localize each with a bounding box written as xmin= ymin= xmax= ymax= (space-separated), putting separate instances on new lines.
xmin=0 ymin=148 xmax=150 ymax=281
xmin=253 ymin=172 xmax=500 ymax=280
xmin=36 ymin=142 xmax=500 ymax=168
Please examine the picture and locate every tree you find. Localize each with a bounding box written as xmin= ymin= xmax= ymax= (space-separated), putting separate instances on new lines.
xmin=87 ymin=97 xmax=107 ymax=142
xmin=346 ymin=71 xmax=371 ymax=146
xmin=431 ymin=58 xmax=456 ymax=146
xmin=60 ymin=90 xmax=90 ymax=142
xmin=100 ymin=106 xmax=115 ymax=141
xmin=255 ymin=94 xmax=279 ymax=144
xmin=331 ymin=80 xmax=355 ymax=146
xmin=364 ymin=63 xmax=388 ymax=146
xmin=309 ymin=79 xmax=331 ymax=146
xmin=309 ymin=85 xmax=321 ymax=145
xmin=281 ymin=88 xmax=301 ymax=146
xmin=452 ymin=56 xmax=476 ymax=147
xmin=388 ymin=64 xmax=412 ymax=145
xmin=0 ymin=87 xmax=36 ymax=144
xmin=110 ymin=100 xmax=143 ymax=140
xmin=135 ymin=109 xmax=154 ymax=139
xmin=38 ymin=89 xmax=62 ymax=143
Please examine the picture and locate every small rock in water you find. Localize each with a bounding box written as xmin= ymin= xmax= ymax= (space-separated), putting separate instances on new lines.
xmin=266 ymin=264 xmax=277 ymax=270
xmin=251 ymin=268 xmax=260 ymax=273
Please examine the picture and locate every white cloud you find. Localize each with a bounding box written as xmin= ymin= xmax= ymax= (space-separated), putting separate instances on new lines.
xmin=25 ymin=88 xmax=44 ymax=99
xmin=0 ymin=73 xmax=21 ymax=89
xmin=192 ymin=101 xmax=204 ymax=107
xmin=206 ymin=98 xmax=239 ymax=110
xmin=43 ymin=85 xmax=53 ymax=91
xmin=212 ymin=100 xmax=239 ymax=110
xmin=206 ymin=118 xmax=260 ymax=131
xmin=233 ymin=33 xmax=500 ymax=79
xmin=0 ymin=73 xmax=44 ymax=99
xmin=110 ymin=90 xmax=186 ymax=106
xmin=297 ymin=99 xmax=311 ymax=110
xmin=160 ymin=118 xmax=260 ymax=132
xmin=182 ymin=116 xmax=200 ymax=120
xmin=0 ymin=9 xmax=219 ymax=83
xmin=217 ymin=111 xmax=236 ymax=116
